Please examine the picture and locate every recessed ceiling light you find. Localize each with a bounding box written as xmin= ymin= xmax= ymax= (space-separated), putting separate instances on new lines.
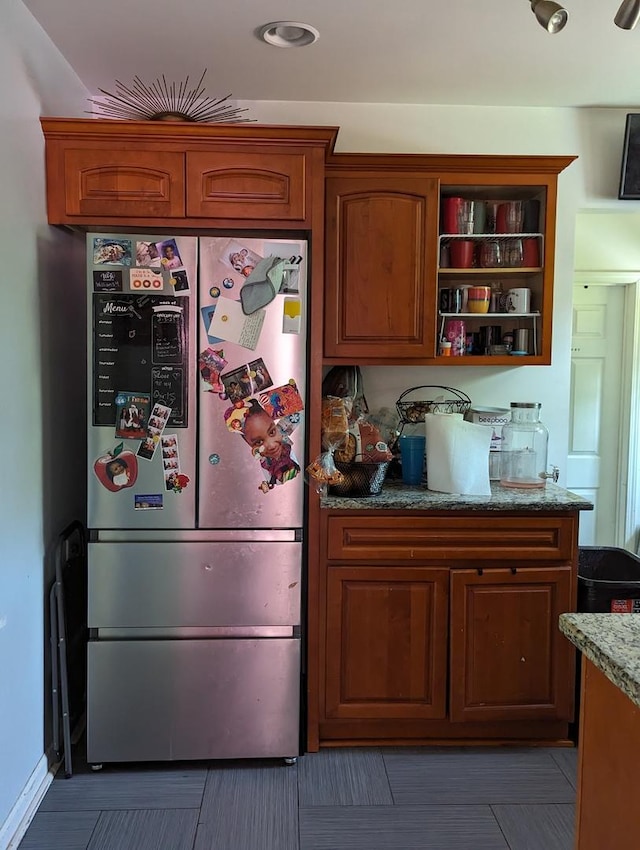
xmin=258 ymin=21 xmax=320 ymax=48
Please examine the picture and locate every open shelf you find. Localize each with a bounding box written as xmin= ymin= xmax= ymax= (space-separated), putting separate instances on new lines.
xmin=439 ymin=267 xmax=542 ymax=275
xmin=439 ymin=311 xmax=540 ymax=318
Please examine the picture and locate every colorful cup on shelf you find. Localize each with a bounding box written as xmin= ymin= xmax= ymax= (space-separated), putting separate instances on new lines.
xmin=522 ymin=237 xmax=540 ymax=267
xmin=479 ymin=240 xmax=503 ymax=268
xmin=442 ymin=197 xmax=474 ymax=234
xmin=472 ymin=200 xmax=487 ymax=234
xmin=496 ymin=201 xmax=524 ymax=234
xmin=467 ymin=285 xmax=492 ymax=314
xmin=449 ymin=240 xmax=475 ymax=268
xmin=444 ymin=319 xmax=466 ymax=356
xmin=505 ymin=287 xmax=532 ymax=313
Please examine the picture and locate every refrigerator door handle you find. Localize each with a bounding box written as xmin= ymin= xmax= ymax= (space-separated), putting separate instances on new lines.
xmin=95 ymin=529 xmax=299 ymax=543
xmin=94 ymin=625 xmax=296 ymax=639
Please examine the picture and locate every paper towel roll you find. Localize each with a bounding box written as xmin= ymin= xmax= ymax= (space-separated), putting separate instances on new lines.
xmin=425 ymin=413 xmax=492 ymax=495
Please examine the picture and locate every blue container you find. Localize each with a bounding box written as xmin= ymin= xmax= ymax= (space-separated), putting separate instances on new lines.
xmin=399 ymin=434 xmax=425 ymax=485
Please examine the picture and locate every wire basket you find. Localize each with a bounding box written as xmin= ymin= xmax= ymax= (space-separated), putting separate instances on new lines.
xmin=328 ymin=461 xmax=390 ymax=497
xmin=395 ymin=385 xmax=472 ymax=433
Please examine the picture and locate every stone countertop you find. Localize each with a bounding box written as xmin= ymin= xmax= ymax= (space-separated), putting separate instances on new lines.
xmin=559 ymin=613 xmax=640 ymax=708
xmin=320 ymin=480 xmax=594 ymax=512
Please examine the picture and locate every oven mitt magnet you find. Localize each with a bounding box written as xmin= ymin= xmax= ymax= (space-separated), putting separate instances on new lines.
xmin=240 ymin=256 xmax=289 ymax=314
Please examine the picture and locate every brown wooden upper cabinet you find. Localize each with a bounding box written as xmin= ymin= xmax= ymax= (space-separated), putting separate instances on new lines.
xmin=324 ymin=154 xmax=576 ymax=366
xmin=324 ymin=176 xmax=440 ymax=361
xmin=185 ymin=149 xmax=306 ymax=221
xmin=40 ymin=118 xmax=337 ymax=229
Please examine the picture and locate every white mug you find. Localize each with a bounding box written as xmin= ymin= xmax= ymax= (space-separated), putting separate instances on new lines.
xmin=506 ymin=287 xmax=531 ymax=313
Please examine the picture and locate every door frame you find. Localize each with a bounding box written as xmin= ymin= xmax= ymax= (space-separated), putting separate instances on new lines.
xmin=572 ymin=271 xmax=640 ymax=552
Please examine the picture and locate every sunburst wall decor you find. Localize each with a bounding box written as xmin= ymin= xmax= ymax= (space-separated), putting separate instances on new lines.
xmin=86 ymin=69 xmax=253 ymax=124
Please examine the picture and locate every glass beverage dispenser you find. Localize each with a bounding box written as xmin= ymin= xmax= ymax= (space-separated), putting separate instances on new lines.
xmin=499 ymin=402 xmax=557 ymax=488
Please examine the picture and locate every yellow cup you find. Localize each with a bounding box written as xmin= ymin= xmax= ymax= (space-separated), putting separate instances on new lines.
xmin=467 ymin=286 xmax=491 ymax=314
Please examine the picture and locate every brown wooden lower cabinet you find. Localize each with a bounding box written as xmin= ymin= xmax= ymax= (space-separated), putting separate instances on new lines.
xmin=449 ymin=566 xmax=574 ymax=724
xmin=318 ymin=511 xmax=579 ymax=745
xmin=574 ymin=659 xmax=640 ymax=850
xmin=325 ymin=566 xmax=449 ymax=720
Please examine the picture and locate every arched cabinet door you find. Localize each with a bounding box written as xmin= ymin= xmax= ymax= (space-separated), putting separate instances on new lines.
xmin=186 ymin=149 xmax=307 ymax=223
xmin=60 ymin=149 xmax=185 ymax=219
xmin=40 ymin=119 xmax=336 ymax=227
xmin=324 ymin=176 xmax=440 ymax=361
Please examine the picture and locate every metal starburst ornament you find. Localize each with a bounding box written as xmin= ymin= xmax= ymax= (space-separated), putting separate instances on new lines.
xmin=86 ymin=69 xmax=253 ymax=124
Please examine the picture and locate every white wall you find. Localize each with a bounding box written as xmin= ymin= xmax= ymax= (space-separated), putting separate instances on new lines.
xmin=574 ymin=108 xmax=640 ymax=271
xmin=0 ymin=1 xmax=88 ymax=842
xmin=243 ymin=100 xmax=586 ymax=477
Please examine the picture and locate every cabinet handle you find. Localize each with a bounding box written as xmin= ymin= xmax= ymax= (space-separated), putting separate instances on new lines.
xmin=477 ymin=568 xmax=483 ymax=576
xmin=511 ymin=567 xmax=517 ymax=575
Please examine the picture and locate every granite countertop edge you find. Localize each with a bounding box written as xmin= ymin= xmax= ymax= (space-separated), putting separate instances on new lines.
xmin=559 ymin=613 xmax=640 ymax=708
xmin=320 ymin=481 xmax=594 ymax=512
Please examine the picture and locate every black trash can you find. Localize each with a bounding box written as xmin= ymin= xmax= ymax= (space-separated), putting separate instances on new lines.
xmin=578 ymin=546 xmax=640 ymax=613
xmin=570 ymin=546 xmax=640 ymax=743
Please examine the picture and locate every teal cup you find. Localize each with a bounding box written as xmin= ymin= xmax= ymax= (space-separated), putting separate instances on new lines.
xmin=399 ymin=434 xmax=426 ymax=485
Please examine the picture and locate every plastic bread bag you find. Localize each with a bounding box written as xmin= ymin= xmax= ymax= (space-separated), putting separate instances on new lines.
xmin=306 ymin=451 xmax=345 ymax=495
xmin=321 ymin=366 xmax=368 ymax=420
xmin=335 ymin=412 xmax=394 ymax=463
xmin=360 ymin=407 xmax=400 ymax=456
xmin=321 ymin=395 xmax=353 ymax=452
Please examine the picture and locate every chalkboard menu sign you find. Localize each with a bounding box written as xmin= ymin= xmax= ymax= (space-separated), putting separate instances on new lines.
xmin=93 ymin=294 xmax=189 ymax=427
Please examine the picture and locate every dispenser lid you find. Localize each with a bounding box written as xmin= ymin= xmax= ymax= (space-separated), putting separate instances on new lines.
xmin=510 ymin=402 xmax=541 ymax=409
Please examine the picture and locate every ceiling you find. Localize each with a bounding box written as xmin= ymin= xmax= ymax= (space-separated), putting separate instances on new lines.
xmin=21 ymin=0 xmax=640 ymax=110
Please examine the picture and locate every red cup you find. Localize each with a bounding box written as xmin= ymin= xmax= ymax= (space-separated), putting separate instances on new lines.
xmin=449 ymin=240 xmax=474 ymax=268
xmin=522 ymin=237 xmax=540 ymax=267
xmin=497 ymin=201 xmax=523 ymax=234
xmin=442 ymin=197 xmax=465 ymax=234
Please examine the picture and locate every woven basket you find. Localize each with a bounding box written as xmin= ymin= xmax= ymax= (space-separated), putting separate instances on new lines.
xmin=328 ymin=461 xmax=390 ymax=497
xmin=395 ymin=385 xmax=471 ymax=432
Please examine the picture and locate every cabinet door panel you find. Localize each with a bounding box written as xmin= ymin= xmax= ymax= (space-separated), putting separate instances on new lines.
xmin=324 ymin=177 xmax=439 ymax=359
xmin=62 ymin=149 xmax=185 ymax=218
xmin=449 ymin=567 xmax=574 ymax=723
xmin=325 ymin=566 xmax=448 ymax=719
xmin=186 ymin=150 xmax=306 ymax=221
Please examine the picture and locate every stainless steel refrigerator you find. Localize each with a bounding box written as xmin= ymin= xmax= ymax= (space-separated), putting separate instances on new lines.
xmin=86 ymin=233 xmax=307 ymax=765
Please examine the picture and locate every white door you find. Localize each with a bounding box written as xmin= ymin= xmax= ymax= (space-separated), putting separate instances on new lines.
xmin=567 ymin=285 xmax=626 ymax=545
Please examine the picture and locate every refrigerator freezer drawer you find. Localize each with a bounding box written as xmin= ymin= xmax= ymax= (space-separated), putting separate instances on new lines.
xmin=87 ymin=638 xmax=300 ymax=762
xmin=88 ymin=541 xmax=301 ymax=628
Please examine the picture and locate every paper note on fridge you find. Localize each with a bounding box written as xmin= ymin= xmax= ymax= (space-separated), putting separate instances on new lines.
xmin=207 ymin=297 xmax=266 ymax=350
xmin=283 ymin=298 xmax=301 ymax=334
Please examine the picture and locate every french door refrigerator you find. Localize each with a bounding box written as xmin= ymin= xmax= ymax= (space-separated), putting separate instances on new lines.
xmin=86 ymin=233 xmax=307 ymax=765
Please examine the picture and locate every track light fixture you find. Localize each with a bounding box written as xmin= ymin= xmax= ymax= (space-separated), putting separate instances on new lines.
xmin=530 ymin=0 xmax=568 ymax=33
xmin=615 ymin=0 xmax=640 ymax=29
xmin=529 ymin=0 xmax=640 ymax=32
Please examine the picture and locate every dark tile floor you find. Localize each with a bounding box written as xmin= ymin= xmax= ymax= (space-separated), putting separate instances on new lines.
xmin=18 ymin=745 xmax=577 ymax=850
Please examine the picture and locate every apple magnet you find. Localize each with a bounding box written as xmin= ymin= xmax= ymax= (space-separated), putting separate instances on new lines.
xmin=93 ymin=443 xmax=138 ymax=492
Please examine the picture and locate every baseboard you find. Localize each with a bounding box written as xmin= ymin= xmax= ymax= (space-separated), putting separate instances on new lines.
xmin=0 ymin=755 xmax=53 ymax=850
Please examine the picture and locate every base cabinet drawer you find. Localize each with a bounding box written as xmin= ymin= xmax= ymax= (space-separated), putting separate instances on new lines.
xmin=327 ymin=515 xmax=576 ymax=562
